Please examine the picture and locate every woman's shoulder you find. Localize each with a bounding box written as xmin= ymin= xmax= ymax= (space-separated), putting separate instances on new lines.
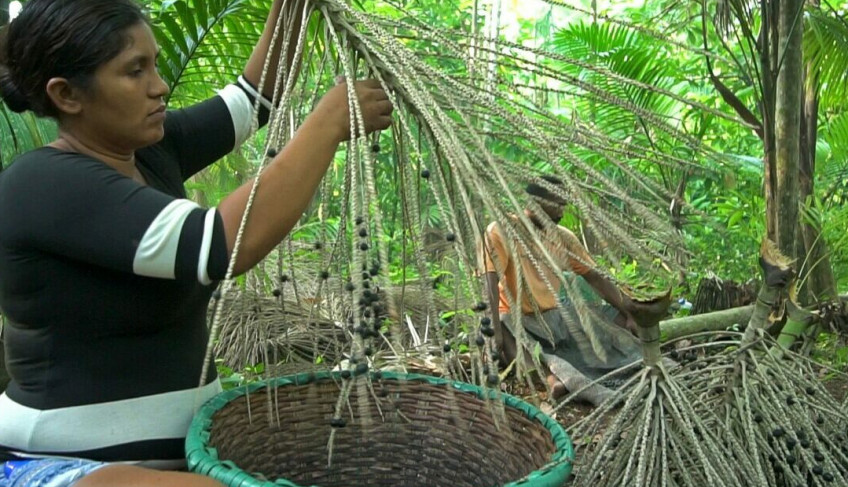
xmin=1 ymin=148 xmax=58 ymax=181
xmin=3 ymin=147 xmax=94 ymax=171
xmin=0 ymin=148 xmax=112 ymax=194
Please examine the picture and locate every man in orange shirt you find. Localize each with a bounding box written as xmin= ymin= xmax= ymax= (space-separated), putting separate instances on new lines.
xmin=480 ymin=177 xmax=652 ymax=405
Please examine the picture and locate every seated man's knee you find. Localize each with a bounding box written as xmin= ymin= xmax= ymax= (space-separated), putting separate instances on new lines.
xmin=74 ymin=465 xmax=225 ymax=487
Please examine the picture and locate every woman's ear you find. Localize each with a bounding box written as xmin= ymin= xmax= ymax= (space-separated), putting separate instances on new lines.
xmin=45 ymin=77 xmax=83 ymax=115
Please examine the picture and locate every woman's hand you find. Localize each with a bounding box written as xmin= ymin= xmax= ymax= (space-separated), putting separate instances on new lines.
xmin=311 ymin=79 xmax=394 ymax=143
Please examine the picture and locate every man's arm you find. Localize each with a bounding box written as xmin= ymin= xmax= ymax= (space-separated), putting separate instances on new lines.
xmin=580 ymin=268 xmax=668 ymax=331
xmin=580 ymin=269 xmax=629 ymax=314
xmin=579 ymin=269 xmax=635 ymax=331
xmin=557 ymin=226 xmax=639 ymax=331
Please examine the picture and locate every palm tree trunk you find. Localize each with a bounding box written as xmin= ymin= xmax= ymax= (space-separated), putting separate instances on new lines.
xmin=773 ymin=0 xmax=804 ymax=258
xmin=763 ymin=0 xmax=778 ymax=242
xmin=798 ymin=21 xmax=838 ymax=303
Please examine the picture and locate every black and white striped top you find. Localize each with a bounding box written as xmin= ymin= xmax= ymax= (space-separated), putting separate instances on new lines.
xmin=0 ymin=79 xmax=270 ymax=467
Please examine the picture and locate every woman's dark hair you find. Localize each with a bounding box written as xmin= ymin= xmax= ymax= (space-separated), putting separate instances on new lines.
xmin=0 ymin=0 xmax=148 ymax=117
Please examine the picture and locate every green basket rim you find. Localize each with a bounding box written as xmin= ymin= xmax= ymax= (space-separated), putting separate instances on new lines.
xmin=186 ymin=371 xmax=574 ymax=487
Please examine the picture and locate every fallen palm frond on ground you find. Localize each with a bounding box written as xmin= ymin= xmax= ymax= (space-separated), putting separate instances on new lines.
xmin=693 ymin=240 xmax=848 ymax=486
xmin=560 ymin=293 xmax=762 ymax=486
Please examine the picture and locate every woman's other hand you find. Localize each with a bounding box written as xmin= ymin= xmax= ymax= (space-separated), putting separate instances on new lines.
xmin=312 ymin=79 xmax=394 ymax=143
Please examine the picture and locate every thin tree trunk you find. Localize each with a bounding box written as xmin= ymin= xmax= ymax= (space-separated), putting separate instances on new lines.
xmin=0 ymin=332 xmax=8 ymax=393
xmin=670 ymin=171 xmax=689 ymax=290
xmin=773 ymin=0 xmax=804 ymax=257
xmin=763 ymin=0 xmax=778 ymax=242
xmin=660 ymin=305 xmax=755 ymax=341
xmin=797 ymin=4 xmax=838 ymax=303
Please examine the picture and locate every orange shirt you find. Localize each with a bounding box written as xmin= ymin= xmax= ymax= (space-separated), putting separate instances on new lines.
xmin=479 ymin=219 xmax=595 ymax=315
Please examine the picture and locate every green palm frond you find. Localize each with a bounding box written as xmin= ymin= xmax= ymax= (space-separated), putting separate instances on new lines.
xmin=0 ymin=106 xmax=57 ymax=170
xmin=148 ymin=0 xmax=266 ymax=105
xmin=548 ymin=20 xmax=681 ymax=137
xmin=804 ymin=7 xmax=848 ymax=110
xmin=544 ymin=17 xmax=691 ymax=193
xmin=817 ymin=111 xmax=848 ymax=198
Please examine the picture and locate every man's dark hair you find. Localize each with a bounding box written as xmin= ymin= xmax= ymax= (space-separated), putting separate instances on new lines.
xmin=0 ymin=0 xmax=148 ymax=117
xmin=525 ymin=175 xmax=565 ymax=204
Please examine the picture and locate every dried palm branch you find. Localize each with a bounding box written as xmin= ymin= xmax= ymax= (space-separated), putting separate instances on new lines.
xmin=559 ymin=292 xmax=762 ymax=487
xmin=195 ymin=0 xmax=750 ymax=472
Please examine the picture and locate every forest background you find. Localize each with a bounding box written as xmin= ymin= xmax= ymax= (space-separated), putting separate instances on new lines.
xmin=2 ymin=0 xmax=848 ymax=369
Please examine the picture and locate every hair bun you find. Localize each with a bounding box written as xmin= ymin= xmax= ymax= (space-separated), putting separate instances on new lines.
xmin=0 ymin=68 xmax=31 ymax=113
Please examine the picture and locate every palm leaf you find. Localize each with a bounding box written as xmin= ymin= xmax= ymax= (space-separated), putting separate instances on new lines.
xmin=817 ymin=111 xmax=848 ymax=199
xmin=148 ymin=0 xmax=266 ymax=105
xmin=0 ymin=106 xmax=57 ymax=171
xmin=548 ymin=21 xmax=681 ymax=136
xmin=804 ymin=7 xmax=848 ymax=110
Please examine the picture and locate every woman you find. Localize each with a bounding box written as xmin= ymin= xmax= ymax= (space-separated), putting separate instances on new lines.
xmin=0 ymin=0 xmax=393 ymax=485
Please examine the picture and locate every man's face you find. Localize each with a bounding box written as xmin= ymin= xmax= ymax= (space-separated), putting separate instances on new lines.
xmin=532 ymin=196 xmax=565 ymax=224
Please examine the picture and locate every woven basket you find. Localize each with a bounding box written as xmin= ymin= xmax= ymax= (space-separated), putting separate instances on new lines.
xmin=187 ymin=371 xmax=573 ymax=487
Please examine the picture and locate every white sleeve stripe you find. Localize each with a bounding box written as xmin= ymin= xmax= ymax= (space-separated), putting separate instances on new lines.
xmin=217 ymin=84 xmax=254 ymax=148
xmin=197 ymin=209 xmax=217 ymax=285
xmin=236 ymin=75 xmax=274 ymax=112
xmin=133 ymin=199 xmax=200 ymax=279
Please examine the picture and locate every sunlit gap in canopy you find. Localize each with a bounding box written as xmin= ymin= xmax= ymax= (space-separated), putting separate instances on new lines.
xmin=9 ymin=1 xmax=22 ymax=21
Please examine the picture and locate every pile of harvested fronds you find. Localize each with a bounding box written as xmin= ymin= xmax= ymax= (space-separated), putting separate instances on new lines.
xmin=565 ymin=240 xmax=848 ymax=486
xmin=561 ymin=296 xmax=761 ymax=486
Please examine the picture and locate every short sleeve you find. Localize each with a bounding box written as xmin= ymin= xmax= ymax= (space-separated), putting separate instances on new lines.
xmin=0 ymin=151 xmax=229 ymax=283
xmin=157 ymin=80 xmax=271 ymax=181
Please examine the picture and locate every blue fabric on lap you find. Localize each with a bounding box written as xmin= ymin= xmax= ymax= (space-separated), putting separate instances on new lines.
xmin=1 ymin=458 xmax=106 ymax=487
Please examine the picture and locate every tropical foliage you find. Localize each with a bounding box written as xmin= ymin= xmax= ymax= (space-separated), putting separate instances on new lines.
xmin=2 ymin=0 xmax=847 ymax=316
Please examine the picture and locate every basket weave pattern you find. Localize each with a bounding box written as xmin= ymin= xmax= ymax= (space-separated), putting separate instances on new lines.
xmin=189 ymin=372 xmax=572 ymax=487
